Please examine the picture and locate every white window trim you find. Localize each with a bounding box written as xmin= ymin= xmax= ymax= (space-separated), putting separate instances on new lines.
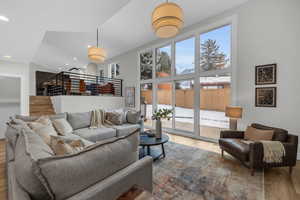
xmin=138 ymin=15 xmax=238 ymax=139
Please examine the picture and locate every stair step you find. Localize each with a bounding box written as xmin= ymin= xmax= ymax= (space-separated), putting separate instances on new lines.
xmin=29 ymin=96 xmax=55 ymax=116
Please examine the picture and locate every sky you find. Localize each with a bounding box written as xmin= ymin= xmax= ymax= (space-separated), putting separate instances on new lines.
xmin=175 ymin=25 xmax=231 ymax=74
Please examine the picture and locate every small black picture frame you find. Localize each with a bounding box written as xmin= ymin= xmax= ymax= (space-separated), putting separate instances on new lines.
xmin=255 ymin=87 xmax=277 ymax=107
xmin=255 ymin=64 xmax=277 ymax=85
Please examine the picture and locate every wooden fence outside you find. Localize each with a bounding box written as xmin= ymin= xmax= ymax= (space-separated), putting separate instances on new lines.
xmin=141 ymin=87 xmax=230 ymax=112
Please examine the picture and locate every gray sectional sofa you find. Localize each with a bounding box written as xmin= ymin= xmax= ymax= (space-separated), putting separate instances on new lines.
xmin=5 ymin=111 xmax=153 ymax=200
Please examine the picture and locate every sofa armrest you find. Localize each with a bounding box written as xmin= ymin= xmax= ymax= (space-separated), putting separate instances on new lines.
xmin=282 ymin=141 xmax=298 ymax=166
xmin=249 ymin=142 xmax=264 ymax=169
xmin=220 ymin=130 xmax=245 ymax=139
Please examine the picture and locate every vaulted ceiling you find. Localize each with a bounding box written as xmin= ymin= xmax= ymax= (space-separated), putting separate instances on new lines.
xmin=0 ymin=0 xmax=249 ymax=70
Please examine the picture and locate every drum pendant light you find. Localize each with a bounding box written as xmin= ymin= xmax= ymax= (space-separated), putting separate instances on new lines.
xmin=88 ymin=28 xmax=107 ymax=63
xmin=152 ymin=0 xmax=184 ymax=38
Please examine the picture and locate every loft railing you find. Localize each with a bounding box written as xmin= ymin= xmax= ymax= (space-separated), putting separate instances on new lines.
xmin=41 ymin=71 xmax=123 ymax=97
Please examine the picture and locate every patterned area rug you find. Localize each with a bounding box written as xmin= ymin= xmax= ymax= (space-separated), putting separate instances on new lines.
xmin=152 ymin=142 xmax=263 ymax=200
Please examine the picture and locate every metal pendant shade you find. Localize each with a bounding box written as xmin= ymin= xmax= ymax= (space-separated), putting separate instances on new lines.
xmin=152 ymin=1 xmax=184 ymax=38
xmin=88 ymin=29 xmax=107 ymax=63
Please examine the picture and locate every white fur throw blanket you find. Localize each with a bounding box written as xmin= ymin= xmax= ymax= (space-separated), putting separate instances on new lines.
xmin=242 ymin=140 xmax=285 ymax=163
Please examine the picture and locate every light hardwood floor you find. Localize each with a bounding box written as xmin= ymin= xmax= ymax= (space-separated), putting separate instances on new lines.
xmin=0 ymin=136 xmax=299 ymax=200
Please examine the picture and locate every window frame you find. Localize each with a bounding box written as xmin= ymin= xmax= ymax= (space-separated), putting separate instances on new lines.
xmin=137 ymin=15 xmax=238 ymax=141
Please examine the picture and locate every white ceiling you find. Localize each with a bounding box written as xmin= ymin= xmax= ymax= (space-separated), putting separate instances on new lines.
xmin=0 ymin=0 xmax=249 ymax=70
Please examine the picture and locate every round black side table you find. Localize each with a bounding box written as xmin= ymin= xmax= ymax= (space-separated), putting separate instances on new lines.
xmin=139 ymin=133 xmax=169 ymax=161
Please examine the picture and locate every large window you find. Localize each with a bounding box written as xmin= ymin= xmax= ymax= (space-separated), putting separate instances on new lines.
xmin=140 ymin=51 xmax=153 ymax=80
xmin=139 ymin=22 xmax=233 ymax=141
xmin=199 ymin=74 xmax=231 ymax=140
xmin=200 ymin=25 xmax=231 ymax=72
xmin=175 ymin=80 xmax=194 ymax=132
xmin=157 ymin=82 xmax=173 ymax=129
xmin=175 ymin=37 xmax=195 ymax=75
xmin=140 ymin=83 xmax=153 ymax=127
xmin=156 ymin=45 xmax=171 ymax=78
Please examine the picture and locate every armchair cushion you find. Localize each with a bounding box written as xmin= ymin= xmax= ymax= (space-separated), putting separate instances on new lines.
xmin=219 ymin=138 xmax=250 ymax=162
xmin=251 ymin=123 xmax=288 ymax=142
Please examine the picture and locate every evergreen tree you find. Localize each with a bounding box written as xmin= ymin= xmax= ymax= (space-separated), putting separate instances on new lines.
xmin=200 ymin=39 xmax=227 ymax=71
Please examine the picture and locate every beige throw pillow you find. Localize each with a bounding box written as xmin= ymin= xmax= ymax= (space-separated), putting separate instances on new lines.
xmin=244 ymin=126 xmax=274 ymax=141
xmin=52 ymin=118 xmax=73 ymax=136
xmin=28 ymin=116 xmax=58 ymax=145
xmin=50 ymin=136 xmax=84 ymax=156
xmin=106 ymin=112 xmax=123 ymax=125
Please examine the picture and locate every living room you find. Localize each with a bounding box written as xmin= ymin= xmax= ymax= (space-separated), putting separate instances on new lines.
xmin=0 ymin=0 xmax=299 ymax=199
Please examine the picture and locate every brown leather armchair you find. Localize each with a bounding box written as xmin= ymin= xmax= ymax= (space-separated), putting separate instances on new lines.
xmin=219 ymin=123 xmax=298 ymax=175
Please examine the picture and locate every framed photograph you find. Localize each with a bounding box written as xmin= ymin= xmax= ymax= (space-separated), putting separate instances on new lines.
xmin=255 ymin=87 xmax=277 ymax=107
xmin=125 ymin=87 xmax=135 ymax=108
xmin=255 ymin=64 xmax=277 ymax=85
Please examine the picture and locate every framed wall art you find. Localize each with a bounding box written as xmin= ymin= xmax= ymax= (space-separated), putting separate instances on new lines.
xmin=255 ymin=63 xmax=277 ymax=85
xmin=255 ymin=87 xmax=277 ymax=107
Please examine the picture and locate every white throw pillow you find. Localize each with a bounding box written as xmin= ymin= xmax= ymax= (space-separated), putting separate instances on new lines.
xmin=52 ymin=118 xmax=73 ymax=136
xmin=28 ymin=116 xmax=58 ymax=145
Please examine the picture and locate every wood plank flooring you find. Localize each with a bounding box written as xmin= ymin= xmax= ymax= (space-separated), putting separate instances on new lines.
xmin=0 ymin=136 xmax=299 ymax=200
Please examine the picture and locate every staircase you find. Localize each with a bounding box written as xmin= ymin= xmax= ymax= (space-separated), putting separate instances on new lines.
xmin=29 ymin=96 xmax=56 ymax=116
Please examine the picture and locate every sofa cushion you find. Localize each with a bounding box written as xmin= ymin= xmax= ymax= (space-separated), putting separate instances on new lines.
xmin=244 ymin=126 xmax=274 ymax=141
xmin=14 ymin=130 xmax=54 ymax=200
xmin=219 ymin=138 xmax=250 ymax=162
xmin=67 ymin=112 xmax=91 ymax=130
xmin=33 ymin=131 xmax=139 ymax=200
xmin=126 ymin=110 xmax=141 ymax=124
xmin=15 ymin=113 xmax=67 ymax=122
xmin=52 ymin=118 xmax=73 ymax=136
xmin=251 ymin=123 xmax=288 ymax=142
xmin=113 ymin=123 xmax=140 ymax=137
xmin=27 ymin=116 xmax=58 ymax=145
xmin=73 ymin=127 xmax=117 ymax=142
xmin=106 ymin=111 xmax=123 ymax=125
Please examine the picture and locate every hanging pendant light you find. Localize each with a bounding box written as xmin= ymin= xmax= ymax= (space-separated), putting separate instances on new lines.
xmin=152 ymin=0 xmax=184 ymax=38
xmin=88 ymin=28 xmax=107 ymax=63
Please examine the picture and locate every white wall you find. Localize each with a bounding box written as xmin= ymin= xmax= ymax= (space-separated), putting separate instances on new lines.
xmin=0 ymin=61 xmax=29 ymax=115
xmin=51 ymin=96 xmax=125 ymax=113
xmin=104 ymin=0 xmax=300 ymax=155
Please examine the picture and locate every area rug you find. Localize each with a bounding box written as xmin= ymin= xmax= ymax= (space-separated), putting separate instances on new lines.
xmin=152 ymin=142 xmax=263 ymax=200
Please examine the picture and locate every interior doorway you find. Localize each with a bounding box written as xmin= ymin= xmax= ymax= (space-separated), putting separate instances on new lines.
xmin=0 ymin=76 xmax=21 ymax=138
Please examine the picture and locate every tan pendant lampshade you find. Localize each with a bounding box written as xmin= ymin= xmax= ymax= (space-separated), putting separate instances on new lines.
xmin=88 ymin=46 xmax=107 ymax=63
xmin=88 ymin=28 xmax=107 ymax=63
xmin=152 ymin=2 xmax=184 ymax=38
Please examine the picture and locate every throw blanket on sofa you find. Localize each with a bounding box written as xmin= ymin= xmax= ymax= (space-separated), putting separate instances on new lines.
xmin=242 ymin=140 xmax=285 ymax=163
xmin=261 ymin=141 xmax=285 ymax=163
xmin=90 ymin=109 xmax=114 ymax=128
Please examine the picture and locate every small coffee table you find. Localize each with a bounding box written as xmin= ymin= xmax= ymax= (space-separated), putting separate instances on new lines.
xmin=139 ymin=132 xmax=169 ymax=161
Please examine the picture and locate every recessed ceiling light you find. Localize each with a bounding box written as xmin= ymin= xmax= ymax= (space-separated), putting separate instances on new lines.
xmin=73 ymin=57 xmax=77 ymax=61
xmin=3 ymin=55 xmax=11 ymax=59
xmin=65 ymin=63 xmax=69 ymax=66
xmin=0 ymin=15 xmax=9 ymax=22
xmin=87 ymin=45 xmax=91 ymax=48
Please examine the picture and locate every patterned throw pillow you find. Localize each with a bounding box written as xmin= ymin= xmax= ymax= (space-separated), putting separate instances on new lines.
xmin=106 ymin=112 xmax=123 ymax=125
xmin=27 ymin=116 xmax=58 ymax=145
xmin=50 ymin=136 xmax=84 ymax=156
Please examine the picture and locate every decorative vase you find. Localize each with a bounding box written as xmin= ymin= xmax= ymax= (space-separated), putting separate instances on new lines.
xmin=155 ymin=119 xmax=162 ymax=139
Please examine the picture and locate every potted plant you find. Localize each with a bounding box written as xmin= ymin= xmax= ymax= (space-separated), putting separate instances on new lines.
xmin=152 ymin=108 xmax=173 ymax=139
